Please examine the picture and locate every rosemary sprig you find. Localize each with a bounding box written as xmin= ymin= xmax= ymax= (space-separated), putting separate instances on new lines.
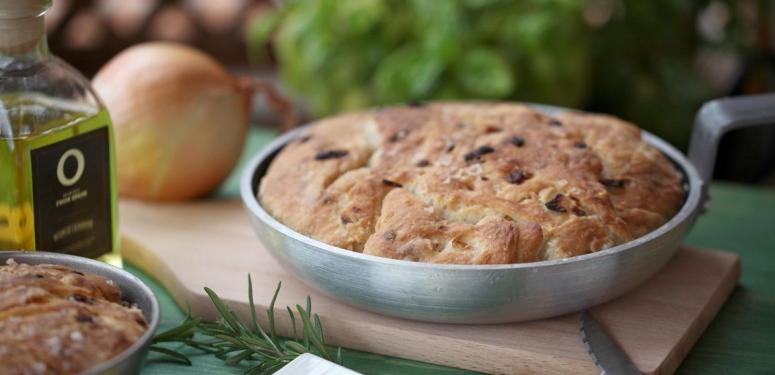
xmin=150 ymin=276 xmax=341 ymax=374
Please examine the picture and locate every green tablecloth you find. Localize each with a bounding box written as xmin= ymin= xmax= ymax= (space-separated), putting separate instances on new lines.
xmin=135 ymin=127 xmax=775 ymax=374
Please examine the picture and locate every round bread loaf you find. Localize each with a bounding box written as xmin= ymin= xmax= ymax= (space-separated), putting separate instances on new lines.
xmin=259 ymin=102 xmax=684 ymax=264
xmin=0 ymin=259 xmax=148 ymax=374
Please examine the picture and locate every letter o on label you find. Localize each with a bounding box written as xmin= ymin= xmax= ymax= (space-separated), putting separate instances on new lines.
xmin=57 ymin=148 xmax=85 ymax=186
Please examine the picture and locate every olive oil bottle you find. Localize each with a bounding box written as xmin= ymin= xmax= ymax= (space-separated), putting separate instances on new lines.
xmin=0 ymin=1 xmax=120 ymax=266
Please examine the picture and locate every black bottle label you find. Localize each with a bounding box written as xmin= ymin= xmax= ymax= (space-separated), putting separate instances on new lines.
xmin=30 ymin=127 xmax=112 ymax=258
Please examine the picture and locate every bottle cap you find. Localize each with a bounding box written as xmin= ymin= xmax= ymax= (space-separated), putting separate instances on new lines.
xmin=0 ymin=0 xmax=50 ymax=19
xmin=0 ymin=1 xmax=50 ymax=54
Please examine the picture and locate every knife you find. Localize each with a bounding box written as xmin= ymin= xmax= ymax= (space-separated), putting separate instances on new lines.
xmin=579 ymin=310 xmax=642 ymax=375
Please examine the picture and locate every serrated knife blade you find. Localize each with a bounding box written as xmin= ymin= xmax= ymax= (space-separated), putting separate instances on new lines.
xmin=580 ymin=310 xmax=642 ymax=375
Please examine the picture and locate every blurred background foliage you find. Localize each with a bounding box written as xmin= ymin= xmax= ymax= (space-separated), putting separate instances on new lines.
xmin=46 ymin=0 xmax=773 ymax=181
xmin=248 ymin=0 xmax=769 ymax=150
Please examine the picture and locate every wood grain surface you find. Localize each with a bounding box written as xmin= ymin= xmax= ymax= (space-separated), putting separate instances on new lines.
xmin=120 ymin=199 xmax=740 ymax=375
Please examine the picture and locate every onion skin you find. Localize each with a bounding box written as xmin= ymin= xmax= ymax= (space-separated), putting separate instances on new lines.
xmin=93 ymin=42 xmax=250 ymax=201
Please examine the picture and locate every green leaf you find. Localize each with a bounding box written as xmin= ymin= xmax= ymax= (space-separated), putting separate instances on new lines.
xmin=313 ymin=313 xmax=325 ymax=344
xmin=455 ymin=48 xmax=515 ymax=98
xmin=285 ymin=341 xmax=309 ymax=354
xmin=248 ymin=275 xmax=259 ymax=333
xmin=274 ymin=1 xmax=331 ymax=70
xmin=247 ymin=10 xmax=280 ymax=48
xmin=463 ymin=0 xmax=505 ymax=8
xmin=296 ymin=304 xmax=332 ymax=361
xmin=338 ymin=88 xmax=372 ymax=112
xmin=431 ymin=81 xmax=464 ymax=101
xmin=286 ymin=306 xmax=298 ymax=340
xmin=410 ymin=0 xmax=463 ymax=61
xmin=151 ymin=316 xmax=200 ymax=343
xmin=246 ymin=276 xmax=279 ymax=354
xmin=267 ymin=281 xmax=281 ymax=342
xmin=332 ymin=0 xmax=385 ymax=35
xmin=373 ymin=45 xmax=444 ymax=102
xmin=204 ymin=287 xmax=243 ymax=334
xmin=245 ymin=363 xmax=265 ymax=375
xmin=224 ymin=349 xmax=254 ymax=366
xmin=262 ymin=361 xmax=288 ymax=374
xmin=497 ymin=11 xmax=553 ymax=53
xmin=149 ymin=346 xmax=192 ymax=366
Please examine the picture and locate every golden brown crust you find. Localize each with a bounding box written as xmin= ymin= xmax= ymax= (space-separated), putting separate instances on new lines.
xmin=0 ymin=259 xmax=148 ymax=375
xmin=259 ymin=102 xmax=684 ymax=264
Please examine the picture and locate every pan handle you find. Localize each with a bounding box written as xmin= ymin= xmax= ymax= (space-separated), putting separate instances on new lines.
xmin=688 ymin=92 xmax=775 ymax=211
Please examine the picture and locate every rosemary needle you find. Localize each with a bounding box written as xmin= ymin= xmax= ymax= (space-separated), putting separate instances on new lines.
xmin=150 ymin=276 xmax=342 ymax=374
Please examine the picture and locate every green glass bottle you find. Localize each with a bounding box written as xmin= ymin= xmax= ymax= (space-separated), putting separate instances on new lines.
xmin=0 ymin=0 xmax=120 ymax=266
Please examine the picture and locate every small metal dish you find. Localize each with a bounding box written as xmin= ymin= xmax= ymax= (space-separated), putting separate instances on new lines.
xmin=0 ymin=251 xmax=160 ymax=375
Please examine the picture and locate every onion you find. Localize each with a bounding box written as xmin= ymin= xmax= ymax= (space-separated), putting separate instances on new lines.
xmin=93 ymin=42 xmax=293 ymax=201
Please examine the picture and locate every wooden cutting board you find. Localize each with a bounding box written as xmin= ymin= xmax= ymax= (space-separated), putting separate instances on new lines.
xmin=120 ymin=199 xmax=740 ymax=375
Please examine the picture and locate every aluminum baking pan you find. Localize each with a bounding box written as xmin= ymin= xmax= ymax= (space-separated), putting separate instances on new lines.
xmin=241 ymin=94 xmax=775 ymax=324
xmin=0 ymin=251 xmax=160 ymax=374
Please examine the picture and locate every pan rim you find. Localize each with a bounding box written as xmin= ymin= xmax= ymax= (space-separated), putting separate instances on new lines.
xmin=240 ymin=104 xmax=703 ymax=271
